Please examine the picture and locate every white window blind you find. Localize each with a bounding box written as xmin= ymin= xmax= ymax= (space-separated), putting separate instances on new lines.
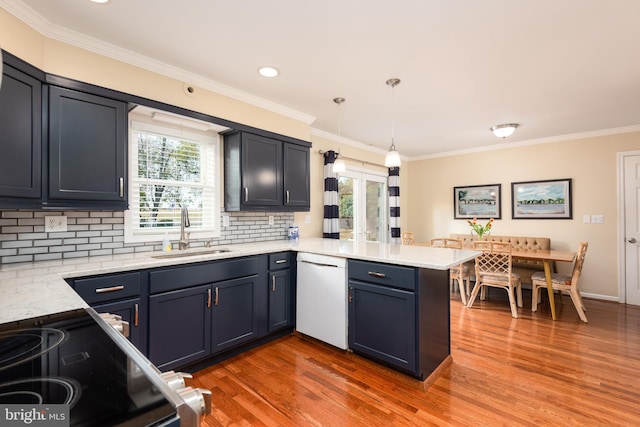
xmin=125 ymin=119 xmax=219 ymax=243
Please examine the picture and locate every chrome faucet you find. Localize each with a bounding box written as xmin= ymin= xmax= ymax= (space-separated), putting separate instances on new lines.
xmin=179 ymin=205 xmax=191 ymax=250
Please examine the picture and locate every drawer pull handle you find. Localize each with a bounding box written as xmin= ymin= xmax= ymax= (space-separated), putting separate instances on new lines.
xmin=95 ymin=285 xmax=125 ymax=293
xmin=368 ymin=272 xmax=386 ymax=278
xmin=275 ymin=259 xmax=287 ymax=264
xmin=134 ymin=303 xmax=139 ymax=327
xmin=207 ymin=288 xmax=212 ymax=308
xmin=214 ymin=287 xmax=219 ymax=306
xmin=272 ymin=275 xmax=276 ymax=292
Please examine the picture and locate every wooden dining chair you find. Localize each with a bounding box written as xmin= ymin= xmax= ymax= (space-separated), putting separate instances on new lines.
xmin=467 ymin=241 xmax=523 ymax=318
xmin=401 ymin=231 xmax=415 ymax=245
xmin=531 ymin=241 xmax=589 ymax=322
xmin=431 ymin=238 xmax=471 ymax=305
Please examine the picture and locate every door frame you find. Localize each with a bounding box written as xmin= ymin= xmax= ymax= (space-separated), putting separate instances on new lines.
xmin=338 ymin=165 xmax=388 ymax=243
xmin=617 ymin=149 xmax=640 ymax=304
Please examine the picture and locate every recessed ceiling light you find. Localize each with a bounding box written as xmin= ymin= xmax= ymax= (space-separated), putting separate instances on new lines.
xmin=258 ymin=67 xmax=279 ymax=78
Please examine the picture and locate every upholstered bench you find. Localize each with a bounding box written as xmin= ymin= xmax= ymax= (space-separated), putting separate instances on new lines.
xmin=449 ymin=234 xmax=551 ymax=285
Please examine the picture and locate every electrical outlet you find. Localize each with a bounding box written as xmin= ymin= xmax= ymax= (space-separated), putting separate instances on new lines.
xmin=304 ymin=215 xmax=311 ymax=224
xmin=269 ymin=215 xmax=274 ymax=225
xmin=45 ymin=216 xmax=67 ymax=232
xmin=591 ymin=214 xmax=604 ymax=224
xmin=583 ymin=214 xmax=590 ymax=224
xmin=222 ymin=215 xmax=230 ymax=227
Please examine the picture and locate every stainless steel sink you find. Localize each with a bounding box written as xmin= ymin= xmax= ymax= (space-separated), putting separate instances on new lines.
xmin=151 ymin=248 xmax=232 ymax=259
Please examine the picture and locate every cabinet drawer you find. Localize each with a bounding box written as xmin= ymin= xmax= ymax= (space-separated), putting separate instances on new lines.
xmin=74 ymin=272 xmax=141 ymax=304
xmin=348 ymin=260 xmax=416 ymax=291
xmin=268 ymin=252 xmax=291 ymax=270
xmin=150 ymin=256 xmax=259 ymax=294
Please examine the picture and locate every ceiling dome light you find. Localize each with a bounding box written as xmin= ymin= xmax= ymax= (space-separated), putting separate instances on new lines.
xmin=491 ymin=123 xmax=519 ymax=139
xmin=90 ymin=0 xmax=111 ymax=4
xmin=258 ymin=67 xmax=279 ymax=78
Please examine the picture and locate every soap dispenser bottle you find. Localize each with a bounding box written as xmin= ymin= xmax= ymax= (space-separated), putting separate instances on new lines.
xmin=162 ymin=232 xmax=172 ymax=252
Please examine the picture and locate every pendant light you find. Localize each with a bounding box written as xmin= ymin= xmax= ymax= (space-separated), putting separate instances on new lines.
xmin=332 ymin=97 xmax=347 ymax=173
xmin=384 ymin=78 xmax=402 ymax=168
xmin=0 ymin=49 xmax=3 ymax=90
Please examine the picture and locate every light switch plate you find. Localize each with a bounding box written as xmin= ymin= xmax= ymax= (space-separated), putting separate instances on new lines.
xmin=45 ymin=216 xmax=67 ymax=232
xmin=304 ymin=215 xmax=311 ymax=224
xmin=591 ymin=214 xmax=604 ymax=224
xmin=222 ymin=215 xmax=230 ymax=227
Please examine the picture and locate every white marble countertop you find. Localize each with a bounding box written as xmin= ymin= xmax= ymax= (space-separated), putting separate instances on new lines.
xmin=0 ymin=238 xmax=479 ymax=325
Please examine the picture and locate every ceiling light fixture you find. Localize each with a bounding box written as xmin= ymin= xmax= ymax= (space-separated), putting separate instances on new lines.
xmin=491 ymin=123 xmax=519 ymax=139
xmin=90 ymin=0 xmax=111 ymax=4
xmin=332 ymin=97 xmax=346 ymax=173
xmin=384 ymin=78 xmax=402 ymax=168
xmin=258 ymin=66 xmax=279 ymax=78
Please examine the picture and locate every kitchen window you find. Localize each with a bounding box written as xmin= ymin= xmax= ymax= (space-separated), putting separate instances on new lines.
xmin=124 ymin=108 xmax=224 ymax=244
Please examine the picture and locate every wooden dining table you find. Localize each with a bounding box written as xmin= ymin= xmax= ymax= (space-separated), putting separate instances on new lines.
xmin=416 ymin=243 xmax=576 ymax=320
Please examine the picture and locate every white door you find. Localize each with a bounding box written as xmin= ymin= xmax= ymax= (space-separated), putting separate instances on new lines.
xmin=622 ymin=152 xmax=640 ymax=305
xmin=337 ymin=170 xmax=387 ymax=243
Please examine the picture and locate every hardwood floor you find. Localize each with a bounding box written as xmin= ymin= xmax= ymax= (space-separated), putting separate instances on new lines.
xmin=192 ymin=290 xmax=640 ymax=426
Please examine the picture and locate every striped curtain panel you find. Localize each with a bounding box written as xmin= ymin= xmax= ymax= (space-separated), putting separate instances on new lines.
xmin=323 ymin=150 xmax=340 ymax=239
xmin=388 ymin=167 xmax=401 ymax=244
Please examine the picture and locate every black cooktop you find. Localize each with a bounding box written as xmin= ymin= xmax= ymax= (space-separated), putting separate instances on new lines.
xmin=0 ymin=309 xmax=177 ymax=426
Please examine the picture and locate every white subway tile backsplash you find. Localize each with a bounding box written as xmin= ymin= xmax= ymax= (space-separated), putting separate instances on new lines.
xmin=0 ymin=210 xmax=293 ymax=264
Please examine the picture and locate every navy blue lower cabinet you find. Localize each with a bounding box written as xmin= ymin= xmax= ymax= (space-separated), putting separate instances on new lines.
xmin=211 ymin=275 xmax=261 ymax=353
xmin=348 ymin=280 xmax=417 ymax=374
xmin=93 ymin=297 xmax=145 ymax=355
xmin=148 ymin=284 xmax=212 ymax=371
xmin=347 ymin=260 xmax=451 ymax=380
xmin=268 ymin=269 xmax=292 ymax=332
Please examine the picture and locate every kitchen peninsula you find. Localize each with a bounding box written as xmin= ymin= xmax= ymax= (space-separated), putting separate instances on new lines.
xmin=0 ymin=238 xmax=478 ymax=380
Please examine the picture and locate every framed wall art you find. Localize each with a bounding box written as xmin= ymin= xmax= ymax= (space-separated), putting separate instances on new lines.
xmin=511 ymin=178 xmax=572 ymax=219
xmin=453 ymin=184 xmax=501 ymax=219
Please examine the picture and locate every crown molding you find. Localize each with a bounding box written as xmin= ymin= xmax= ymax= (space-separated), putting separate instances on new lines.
xmin=311 ymin=128 xmax=397 ymax=158
xmin=412 ymin=124 xmax=640 ymax=161
xmin=1 ymin=1 xmax=316 ymax=125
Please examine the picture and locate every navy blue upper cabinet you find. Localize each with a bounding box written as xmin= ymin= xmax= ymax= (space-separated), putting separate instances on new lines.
xmin=283 ymin=143 xmax=310 ymax=210
xmin=224 ymin=130 xmax=310 ymax=211
xmin=0 ymin=53 xmax=43 ymax=207
xmin=47 ymin=86 xmax=127 ymax=209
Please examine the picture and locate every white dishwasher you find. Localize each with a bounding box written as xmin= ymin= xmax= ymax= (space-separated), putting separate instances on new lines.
xmin=296 ymin=252 xmax=348 ymax=350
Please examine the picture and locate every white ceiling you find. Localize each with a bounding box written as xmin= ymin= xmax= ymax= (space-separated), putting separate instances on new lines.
xmin=5 ymin=0 xmax=640 ymax=158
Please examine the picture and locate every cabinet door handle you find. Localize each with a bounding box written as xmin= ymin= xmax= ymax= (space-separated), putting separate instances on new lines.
xmin=207 ymin=288 xmax=212 ymax=308
xmin=271 ymin=275 xmax=276 ymax=292
xmin=286 ymin=190 xmax=290 ymax=204
xmin=119 ymin=177 xmax=124 ymax=198
xmin=275 ymin=259 xmax=287 ymax=264
xmin=348 ymin=286 xmax=353 ymax=303
xmin=368 ymin=271 xmax=386 ymax=278
xmin=244 ymin=187 xmax=249 ymax=202
xmin=95 ymin=285 xmax=125 ymax=293
xmin=214 ymin=287 xmax=219 ymax=306
xmin=134 ymin=303 xmax=139 ymax=327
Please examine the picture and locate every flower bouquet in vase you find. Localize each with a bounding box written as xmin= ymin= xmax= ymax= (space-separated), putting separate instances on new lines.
xmin=467 ymin=218 xmax=494 ymax=240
